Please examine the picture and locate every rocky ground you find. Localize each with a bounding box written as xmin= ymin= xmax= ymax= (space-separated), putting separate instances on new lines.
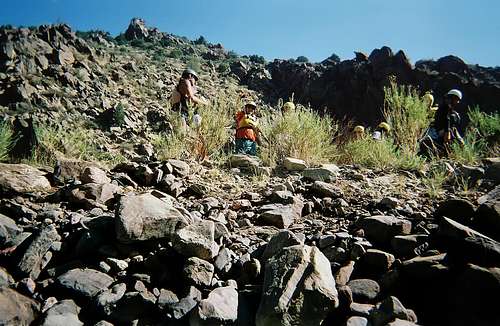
xmin=1 ymin=18 xmax=500 ymax=326
xmin=0 ymin=154 xmax=499 ymax=326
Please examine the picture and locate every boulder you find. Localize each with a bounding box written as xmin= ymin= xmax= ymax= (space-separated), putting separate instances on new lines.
xmin=95 ymin=283 xmax=126 ymax=316
xmin=115 ymin=193 xmax=190 ymax=243
xmin=360 ymin=249 xmax=395 ymax=276
xmin=168 ymin=286 xmax=202 ymax=320
xmin=258 ymin=197 xmax=304 ymax=229
xmin=283 ymin=157 xmax=307 ymax=171
xmin=167 ymin=159 xmax=190 ymax=177
xmin=371 ymin=296 xmax=413 ymax=326
xmin=391 ymin=234 xmax=429 ymax=258
xmin=67 ymin=183 xmax=122 ymax=209
xmin=335 ymin=260 xmax=355 ymax=286
xmin=475 ymin=199 xmax=500 ymax=241
xmin=124 ymin=18 xmax=149 ymax=40
xmin=435 ymin=198 xmax=475 ymax=225
xmin=355 ymin=215 xmax=411 ymax=244
xmin=302 ymin=164 xmax=339 ymax=182
xmin=261 ymin=229 xmax=304 ymax=260
xmin=40 ymin=299 xmax=83 ymax=326
xmin=346 ymin=316 xmax=369 ymax=326
xmin=229 ymin=154 xmax=261 ymax=169
xmin=172 ymin=220 xmax=220 ymax=260
xmin=0 ymin=163 xmax=51 ymax=194
xmin=16 ymin=224 xmax=60 ymax=279
xmin=0 ymin=287 xmax=40 ymax=325
xmin=56 ymin=268 xmax=114 ymax=299
xmin=256 ymin=245 xmax=338 ymax=326
xmin=311 ymin=180 xmax=343 ymax=198
xmin=107 ymin=291 xmax=157 ymax=323
xmin=347 ymin=279 xmax=380 ymax=303
xmin=183 ymin=257 xmax=214 ymax=287
xmin=0 ymin=213 xmax=22 ymax=248
xmin=80 ymin=166 xmax=111 ymax=184
xmin=190 ymin=285 xmax=238 ymax=326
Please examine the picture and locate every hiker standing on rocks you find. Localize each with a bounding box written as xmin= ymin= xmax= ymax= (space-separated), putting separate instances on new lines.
xmin=235 ymin=101 xmax=261 ymax=156
xmin=170 ymin=68 xmax=208 ymax=129
xmin=421 ymin=89 xmax=464 ymax=155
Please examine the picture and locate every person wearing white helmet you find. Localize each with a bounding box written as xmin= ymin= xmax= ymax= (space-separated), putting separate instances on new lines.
xmin=421 ymin=88 xmax=464 ymax=154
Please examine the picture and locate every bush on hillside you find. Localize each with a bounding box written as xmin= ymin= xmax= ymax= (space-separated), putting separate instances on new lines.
xmin=260 ymin=105 xmax=338 ymax=166
xmin=383 ymin=77 xmax=431 ymax=154
xmin=249 ymin=55 xmax=266 ymax=64
xmin=296 ymin=56 xmax=309 ymax=63
xmin=0 ymin=121 xmax=14 ymax=162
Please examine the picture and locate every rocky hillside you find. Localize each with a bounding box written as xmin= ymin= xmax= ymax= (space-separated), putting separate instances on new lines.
xmin=0 ymin=18 xmax=500 ymax=326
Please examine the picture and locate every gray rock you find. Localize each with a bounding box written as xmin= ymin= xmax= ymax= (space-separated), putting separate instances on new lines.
xmin=0 ymin=266 xmax=15 ymax=287
xmin=168 ymin=159 xmax=190 ymax=177
xmin=262 ymin=229 xmax=304 ymax=260
xmin=311 ymin=180 xmax=343 ymax=198
xmin=350 ymin=302 xmax=376 ymax=318
xmin=108 ymin=291 xmax=157 ymax=323
xmin=229 ymin=154 xmax=260 ymax=169
xmin=80 ymin=166 xmax=111 ymax=184
xmin=95 ymin=283 xmax=126 ymax=316
xmin=0 ymin=213 xmax=22 ymax=248
xmin=435 ymin=198 xmax=475 ymax=225
xmin=169 ymin=286 xmax=202 ymax=320
xmin=371 ymin=296 xmax=411 ymax=326
xmin=485 ymin=161 xmax=500 ymax=183
xmin=283 ymin=157 xmax=307 ymax=171
xmin=387 ymin=319 xmax=421 ymax=326
xmin=115 ymin=193 xmax=190 ymax=243
xmin=361 ymin=249 xmax=395 ymax=275
xmin=335 ymin=260 xmax=355 ymax=286
xmin=40 ymin=299 xmax=83 ymax=326
xmin=190 ymin=285 xmax=238 ymax=325
xmin=157 ymin=289 xmax=179 ymax=312
xmin=302 ymin=164 xmax=340 ymax=182
xmin=379 ymin=197 xmax=400 ymax=209
xmin=355 ymin=215 xmax=411 ymax=244
xmin=56 ymin=268 xmax=114 ymax=299
xmin=0 ymin=287 xmax=40 ymax=325
xmin=391 ymin=234 xmax=429 ymax=258
xmin=476 ymin=199 xmax=500 ymax=241
xmin=345 ymin=316 xmax=370 ymax=326
xmin=16 ymin=224 xmax=60 ymax=279
xmin=347 ymin=279 xmax=380 ymax=303
xmin=258 ymin=197 xmax=304 ymax=229
xmin=400 ymin=254 xmax=448 ymax=280
xmin=68 ymin=183 xmax=122 ymax=209
xmin=183 ymin=257 xmax=214 ymax=287
xmin=0 ymin=163 xmax=52 ymax=194
xmin=172 ymin=220 xmax=220 ymax=260
xmin=256 ymin=245 xmax=338 ymax=326
xmin=214 ymin=247 xmax=234 ymax=273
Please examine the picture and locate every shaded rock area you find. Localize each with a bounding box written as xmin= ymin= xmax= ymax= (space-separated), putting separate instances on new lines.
xmin=0 ymin=158 xmax=498 ymax=325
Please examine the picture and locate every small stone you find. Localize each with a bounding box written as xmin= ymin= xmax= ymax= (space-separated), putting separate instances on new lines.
xmin=348 ymin=279 xmax=380 ymax=303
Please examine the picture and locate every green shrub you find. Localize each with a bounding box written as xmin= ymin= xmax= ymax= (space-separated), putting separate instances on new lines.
xmin=0 ymin=121 xmax=14 ymax=162
xmin=249 ymin=55 xmax=266 ymax=64
xmin=260 ymin=105 xmax=338 ymax=166
xmin=296 ymin=56 xmax=309 ymax=63
xmin=422 ymin=163 xmax=449 ymax=198
xmin=186 ymin=56 xmax=202 ymax=74
xmin=339 ymin=137 xmax=399 ymax=170
xmin=34 ymin=124 xmax=125 ymax=166
xmin=194 ymin=36 xmax=208 ymax=45
xmin=217 ymin=62 xmax=230 ymax=73
xmin=227 ymin=51 xmax=239 ymax=59
xmin=168 ymin=49 xmax=183 ymax=59
xmin=113 ymin=103 xmax=126 ymax=127
xmin=153 ymin=93 xmax=237 ymax=161
xmin=383 ymin=77 xmax=431 ymax=154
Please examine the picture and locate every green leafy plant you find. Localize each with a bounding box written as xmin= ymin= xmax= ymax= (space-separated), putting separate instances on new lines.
xmin=0 ymin=121 xmax=14 ymax=162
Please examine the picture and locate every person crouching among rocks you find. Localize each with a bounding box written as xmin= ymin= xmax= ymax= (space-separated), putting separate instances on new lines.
xmin=235 ymin=102 xmax=261 ymax=156
xmin=170 ymin=68 xmax=207 ymax=129
xmin=372 ymin=122 xmax=391 ymax=141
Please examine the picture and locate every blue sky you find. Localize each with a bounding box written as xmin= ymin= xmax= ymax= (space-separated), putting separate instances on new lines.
xmin=1 ymin=0 xmax=499 ymax=66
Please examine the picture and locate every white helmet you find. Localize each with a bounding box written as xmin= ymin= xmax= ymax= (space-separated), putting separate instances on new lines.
xmin=446 ymin=89 xmax=462 ymax=100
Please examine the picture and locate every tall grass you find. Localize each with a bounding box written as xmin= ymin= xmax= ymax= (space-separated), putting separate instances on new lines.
xmin=383 ymin=77 xmax=431 ymax=154
xmin=0 ymin=121 xmax=14 ymax=162
xmin=259 ymin=104 xmax=338 ymax=167
xmin=449 ymin=106 xmax=500 ymax=164
xmin=153 ymin=92 xmax=238 ymax=161
xmin=31 ymin=124 xmax=126 ymax=167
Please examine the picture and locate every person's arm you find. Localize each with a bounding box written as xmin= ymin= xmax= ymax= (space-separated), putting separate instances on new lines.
xmin=185 ymin=80 xmax=208 ymax=106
